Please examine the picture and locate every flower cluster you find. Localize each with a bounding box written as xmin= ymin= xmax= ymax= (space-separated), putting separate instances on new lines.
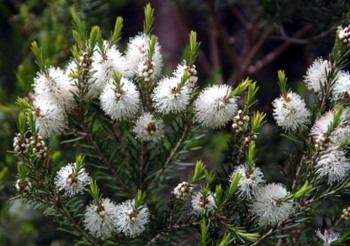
xmin=15 ymin=178 xmax=32 ymax=193
xmin=191 ymin=191 xmax=216 ymax=216
xmin=304 ymin=58 xmax=331 ymax=94
xmin=172 ymin=181 xmax=193 ymax=200
xmin=13 ymin=133 xmax=29 ymax=155
xmin=231 ymin=165 xmax=265 ymax=199
xmin=250 ymin=183 xmax=294 ymax=226
xmin=83 ymin=198 xmax=150 ymax=239
xmin=272 ymin=92 xmax=311 ymax=132
xmin=12 ymin=5 xmax=350 ymax=246
xmin=54 ymin=162 xmax=90 ymax=197
xmin=231 ymin=110 xmax=250 ymax=134
xmin=341 ymin=206 xmax=350 ymax=221
xmin=338 ymin=25 xmax=350 ymax=44
xmin=194 ymin=84 xmax=237 ymax=128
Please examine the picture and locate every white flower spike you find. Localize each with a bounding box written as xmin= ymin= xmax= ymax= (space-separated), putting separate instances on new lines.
xmin=250 ymin=183 xmax=294 ymax=226
xmin=54 ymin=162 xmax=89 ymax=197
xmin=272 ymin=92 xmax=311 ymax=132
xmin=83 ymin=198 xmax=118 ymax=239
xmin=100 ymin=76 xmax=140 ymax=121
xmin=114 ymin=199 xmax=150 ymax=237
xmin=194 ymin=84 xmax=237 ymax=128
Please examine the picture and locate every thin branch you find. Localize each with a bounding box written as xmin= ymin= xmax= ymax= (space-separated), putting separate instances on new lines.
xmin=59 ymin=202 xmax=101 ymax=246
xmin=149 ymin=122 xmax=192 ymax=189
xmin=145 ymin=222 xmax=198 ymax=246
xmin=80 ymin=121 xmax=130 ymax=192
xmin=139 ymin=142 xmax=146 ymax=189
xmin=292 ymin=154 xmax=306 ymax=190
xmin=247 ymin=24 xmax=313 ymax=75
xmin=250 ymin=228 xmax=274 ymax=246
xmin=227 ymin=4 xmax=250 ymax=30
xmin=206 ymin=0 xmax=240 ymax=68
xmin=234 ymin=26 xmax=274 ymax=83
xmin=208 ymin=17 xmax=221 ymax=71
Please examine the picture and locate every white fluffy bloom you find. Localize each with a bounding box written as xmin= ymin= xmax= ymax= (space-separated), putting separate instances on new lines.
xmin=100 ymin=77 xmax=140 ymax=121
xmin=124 ymin=33 xmax=162 ymax=79
xmin=316 ymin=149 xmax=350 ymax=183
xmin=33 ymin=67 xmax=77 ymax=112
xmin=54 ymin=162 xmax=89 ymax=197
xmin=114 ymin=199 xmax=150 ymax=237
xmin=153 ymin=77 xmax=191 ymax=113
xmin=231 ymin=165 xmax=265 ymax=199
xmin=316 ymin=229 xmax=339 ymax=245
xmin=304 ymin=57 xmax=331 ymax=93
xmin=311 ymin=109 xmax=350 ymax=145
xmin=33 ymin=97 xmax=66 ymax=137
xmin=173 ymin=61 xmax=198 ymax=88
xmin=191 ymin=191 xmax=216 ymax=216
xmin=83 ymin=198 xmax=118 ymax=239
xmin=194 ymin=84 xmax=237 ymax=128
xmin=133 ymin=113 xmax=164 ymax=142
xmin=272 ymin=92 xmax=311 ymax=132
xmin=172 ymin=181 xmax=193 ymax=200
xmin=250 ymin=183 xmax=294 ymax=226
xmin=88 ymin=42 xmax=126 ymax=98
xmin=332 ymin=71 xmax=350 ymax=100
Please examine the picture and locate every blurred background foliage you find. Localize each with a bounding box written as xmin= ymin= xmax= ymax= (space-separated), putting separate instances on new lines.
xmin=1 ymin=0 xmax=350 ymax=245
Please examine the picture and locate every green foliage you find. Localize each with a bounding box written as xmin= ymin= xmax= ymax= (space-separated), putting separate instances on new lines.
xmin=3 ymin=1 xmax=350 ymax=246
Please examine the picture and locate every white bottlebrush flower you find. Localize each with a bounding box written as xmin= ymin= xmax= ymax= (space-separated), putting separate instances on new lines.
xmin=311 ymin=109 xmax=350 ymax=146
xmin=191 ymin=191 xmax=216 ymax=216
xmin=194 ymin=84 xmax=237 ymax=128
xmin=33 ymin=97 xmax=66 ymax=138
xmin=173 ymin=61 xmax=198 ymax=88
xmin=316 ymin=229 xmax=339 ymax=246
xmin=100 ymin=77 xmax=140 ymax=121
xmin=153 ymin=76 xmax=191 ymax=113
xmin=231 ymin=165 xmax=265 ymax=199
xmin=250 ymin=183 xmax=294 ymax=226
xmin=272 ymin=92 xmax=311 ymax=132
xmin=114 ymin=199 xmax=150 ymax=237
xmin=304 ymin=58 xmax=331 ymax=93
xmin=124 ymin=33 xmax=163 ymax=79
xmin=83 ymin=198 xmax=118 ymax=239
xmin=54 ymin=162 xmax=89 ymax=197
xmin=33 ymin=67 xmax=77 ymax=112
xmin=332 ymin=71 xmax=350 ymax=100
xmin=316 ymin=149 xmax=350 ymax=183
xmin=172 ymin=181 xmax=193 ymax=200
xmin=88 ymin=42 xmax=126 ymax=98
xmin=133 ymin=113 xmax=164 ymax=142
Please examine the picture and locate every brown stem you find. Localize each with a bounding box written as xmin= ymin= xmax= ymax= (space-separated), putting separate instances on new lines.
xmin=208 ymin=17 xmax=221 ymax=71
xmin=206 ymin=0 xmax=240 ymax=69
xmin=247 ymin=24 xmax=313 ymax=75
xmin=60 ymin=204 xmax=101 ymax=246
xmin=250 ymin=228 xmax=274 ymax=246
xmin=139 ymin=142 xmax=146 ymax=189
xmin=145 ymin=222 xmax=198 ymax=246
xmin=80 ymin=121 xmax=130 ymax=192
xmin=292 ymin=154 xmax=306 ymax=190
xmin=29 ymin=191 xmax=100 ymax=246
xmin=227 ymin=4 xmax=250 ymax=30
xmin=149 ymin=122 xmax=192 ymax=189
